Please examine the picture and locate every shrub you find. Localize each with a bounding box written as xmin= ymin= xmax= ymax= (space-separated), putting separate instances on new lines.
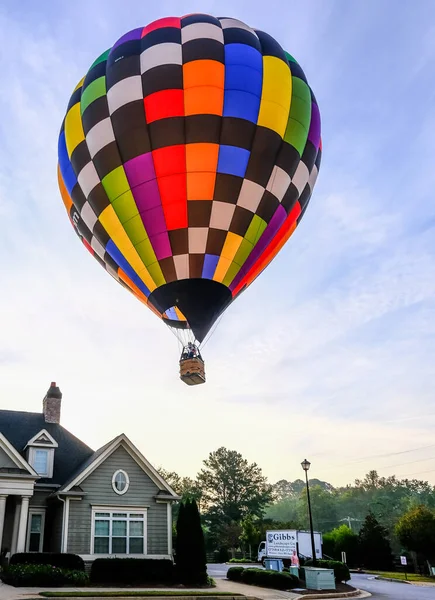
xmin=229 ymin=567 xmax=298 ymax=590
xmin=322 ymin=525 xmax=359 ymax=566
xmin=228 ymin=558 xmax=255 ymax=563
xmin=1 ymin=564 xmax=89 ymax=587
xmin=227 ymin=566 xmax=244 ymax=581
xmin=90 ymin=558 xmax=174 ymax=585
xmin=304 ymin=559 xmax=350 ymax=583
xmin=9 ymin=552 xmax=84 ymax=571
xmin=175 ymin=498 xmax=207 ymax=585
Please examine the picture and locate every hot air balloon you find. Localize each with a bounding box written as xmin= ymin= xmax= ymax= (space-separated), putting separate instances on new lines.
xmin=57 ymin=14 xmax=322 ymax=385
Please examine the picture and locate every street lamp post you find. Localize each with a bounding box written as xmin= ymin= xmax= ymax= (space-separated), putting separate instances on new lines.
xmin=301 ymin=458 xmax=317 ymax=567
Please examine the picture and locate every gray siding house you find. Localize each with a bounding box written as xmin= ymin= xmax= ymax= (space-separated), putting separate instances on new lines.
xmin=0 ymin=383 xmax=179 ymax=562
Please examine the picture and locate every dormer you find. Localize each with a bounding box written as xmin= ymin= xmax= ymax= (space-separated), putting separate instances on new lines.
xmin=24 ymin=429 xmax=58 ymax=478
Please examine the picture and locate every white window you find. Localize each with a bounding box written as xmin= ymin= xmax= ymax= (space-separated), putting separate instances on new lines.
xmin=26 ymin=510 xmax=45 ymax=552
xmin=92 ymin=510 xmax=147 ymax=555
xmin=25 ymin=430 xmax=57 ymax=478
xmin=112 ymin=470 xmax=129 ymax=495
xmin=28 ymin=448 xmax=54 ymax=477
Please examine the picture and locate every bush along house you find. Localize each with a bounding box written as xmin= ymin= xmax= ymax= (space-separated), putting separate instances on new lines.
xmin=0 ymin=383 xmax=179 ymax=564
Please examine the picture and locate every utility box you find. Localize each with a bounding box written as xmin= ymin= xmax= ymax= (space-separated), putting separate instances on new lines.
xmin=289 ymin=565 xmax=299 ymax=577
xmin=303 ymin=567 xmax=336 ymax=591
xmin=264 ymin=558 xmax=283 ymax=572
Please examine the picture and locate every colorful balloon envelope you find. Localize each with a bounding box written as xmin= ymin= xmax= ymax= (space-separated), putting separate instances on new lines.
xmin=57 ymin=14 xmax=321 ymax=360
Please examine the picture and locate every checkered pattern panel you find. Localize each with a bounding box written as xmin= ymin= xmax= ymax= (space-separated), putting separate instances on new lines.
xmin=58 ymin=14 xmax=322 ymax=329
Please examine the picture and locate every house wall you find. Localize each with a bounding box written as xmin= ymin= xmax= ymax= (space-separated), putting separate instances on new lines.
xmin=30 ymin=489 xmax=51 ymax=507
xmin=67 ymin=446 xmax=169 ymax=557
xmin=0 ymin=448 xmax=17 ymax=469
xmin=44 ymin=500 xmax=63 ymax=553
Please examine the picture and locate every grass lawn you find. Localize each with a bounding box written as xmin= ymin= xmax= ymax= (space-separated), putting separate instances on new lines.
xmin=40 ymin=592 xmax=243 ymax=598
xmin=366 ymin=570 xmax=435 ymax=583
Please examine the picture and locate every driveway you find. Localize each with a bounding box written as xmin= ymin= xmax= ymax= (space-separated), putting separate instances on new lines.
xmin=351 ymin=573 xmax=435 ymax=599
xmin=208 ymin=562 xmax=240 ymax=578
xmin=208 ymin=563 xmax=435 ymax=600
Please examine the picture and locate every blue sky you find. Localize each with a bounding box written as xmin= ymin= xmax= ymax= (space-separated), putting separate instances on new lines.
xmin=0 ymin=0 xmax=434 ymax=486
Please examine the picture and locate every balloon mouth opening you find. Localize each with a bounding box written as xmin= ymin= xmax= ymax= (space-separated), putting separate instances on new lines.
xmin=162 ymin=305 xmax=188 ymax=327
xmin=149 ymin=278 xmax=232 ymax=343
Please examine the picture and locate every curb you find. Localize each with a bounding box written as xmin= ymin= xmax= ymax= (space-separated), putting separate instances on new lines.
xmin=225 ymin=564 xmax=260 ymax=567
xmin=296 ymin=590 xmax=370 ymax=599
xmin=35 ymin=597 xmax=252 ymax=600
xmin=374 ymin=576 xmax=410 ymax=584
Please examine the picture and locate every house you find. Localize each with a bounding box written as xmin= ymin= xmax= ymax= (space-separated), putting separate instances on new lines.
xmin=0 ymin=382 xmax=179 ymax=562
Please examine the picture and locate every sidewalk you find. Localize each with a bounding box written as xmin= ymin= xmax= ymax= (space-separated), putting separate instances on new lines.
xmin=0 ymin=578 xmax=370 ymax=600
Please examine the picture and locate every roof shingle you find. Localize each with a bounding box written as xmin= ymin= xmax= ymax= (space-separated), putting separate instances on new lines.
xmin=0 ymin=410 xmax=94 ymax=485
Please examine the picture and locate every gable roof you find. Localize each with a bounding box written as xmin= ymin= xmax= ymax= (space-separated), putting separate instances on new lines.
xmin=58 ymin=433 xmax=179 ymax=498
xmin=0 ymin=432 xmax=38 ymax=476
xmin=0 ymin=410 xmax=94 ymax=485
xmin=25 ymin=429 xmax=59 ymax=448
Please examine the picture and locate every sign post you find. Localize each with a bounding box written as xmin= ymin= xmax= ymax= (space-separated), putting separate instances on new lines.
xmin=400 ymin=556 xmax=407 ymax=580
xmin=341 ymin=551 xmax=347 ymax=564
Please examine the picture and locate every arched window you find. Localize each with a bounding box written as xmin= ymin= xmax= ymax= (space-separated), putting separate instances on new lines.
xmin=112 ymin=469 xmax=129 ymax=495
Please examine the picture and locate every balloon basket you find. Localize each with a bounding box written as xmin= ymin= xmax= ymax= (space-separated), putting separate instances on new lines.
xmin=179 ymin=357 xmax=206 ymax=386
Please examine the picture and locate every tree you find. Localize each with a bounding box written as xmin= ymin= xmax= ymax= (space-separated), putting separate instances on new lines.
xmin=158 ymin=468 xmax=202 ymax=504
xmin=396 ymin=505 xmax=435 ymax=562
xmin=197 ymin=447 xmax=273 ymax=523
xmin=272 ymin=478 xmax=334 ymax=502
xmin=219 ymin=521 xmax=243 ymax=557
xmin=175 ymin=498 xmax=207 ymax=585
xmin=175 ymin=501 xmax=187 ymax=571
xmin=264 ymin=497 xmax=300 ymax=523
xmin=296 ymin=485 xmax=339 ymax=531
xmin=322 ymin=525 xmax=359 ymax=566
xmin=358 ymin=512 xmax=393 ymax=570
xmin=240 ymin=515 xmax=261 ymax=559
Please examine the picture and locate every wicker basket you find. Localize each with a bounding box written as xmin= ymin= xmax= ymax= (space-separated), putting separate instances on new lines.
xmin=179 ymin=357 xmax=206 ymax=385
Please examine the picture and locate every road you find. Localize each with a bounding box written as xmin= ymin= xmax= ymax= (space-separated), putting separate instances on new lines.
xmin=207 ymin=564 xmax=435 ymax=599
xmin=351 ymin=573 xmax=435 ymax=599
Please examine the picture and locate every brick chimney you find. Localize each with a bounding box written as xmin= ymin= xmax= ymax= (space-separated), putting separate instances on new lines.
xmin=43 ymin=382 xmax=62 ymax=424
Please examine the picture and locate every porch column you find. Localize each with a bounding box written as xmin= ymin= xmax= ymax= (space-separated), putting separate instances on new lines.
xmin=10 ymin=500 xmax=21 ymax=555
xmin=0 ymin=495 xmax=7 ymax=551
xmin=16 ymin=496 xmax=31 ymax=553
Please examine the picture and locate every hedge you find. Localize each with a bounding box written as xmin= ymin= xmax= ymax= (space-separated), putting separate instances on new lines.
xmin=303 ymin=559 xmax=350 ymax=583
xmin=228 ymin=558 xmax=255 ymax=563
xmin=227 ymin=567 xmax=299 ymax=590
xmin=90 ymin=558 xmax=174 ymax=585
xmin=9 ymin=552 xmax=85 ymax=571
xmin=1 ymin=564 xmax=89 ymax=587
xmin=227 ymin=567 xmax=244 ymax=581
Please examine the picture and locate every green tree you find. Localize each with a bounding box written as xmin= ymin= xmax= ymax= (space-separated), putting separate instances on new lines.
xmin=175 ymin=498 xmax=207 ymax=585
xmin=322 ymin=525 xmax=359 ymax=566
xmin=297 ymin=485 xmax=339 ymax=531
xmin=240 ymin=515 xmax=261 ymax=559
xmin=175 ymin=501 xmax=187 ymax=570
xmin=219 ymin=521 xmax=243 ymax=557
xmin=197 ymin=447 xmax=273 ymax=523
xmin=158 ymin=468 xmax=202 ymax=504
xmin=358 ymin=512 xmax=393 ymax=570
xmin=396 ymin=505 xmax=435 ymax=562
xmin=264 ymin=497 xmax=300 ymax=522
xmin=272 ymin=478 xmax=335 ymax=502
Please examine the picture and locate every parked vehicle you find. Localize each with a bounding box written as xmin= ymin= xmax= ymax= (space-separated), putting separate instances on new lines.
xmin=257 ymin=529 xmax=323 ymax=564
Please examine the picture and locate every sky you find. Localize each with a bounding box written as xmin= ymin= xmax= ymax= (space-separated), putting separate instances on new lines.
xmin=0 ymin=0 xmax=434 ymax=488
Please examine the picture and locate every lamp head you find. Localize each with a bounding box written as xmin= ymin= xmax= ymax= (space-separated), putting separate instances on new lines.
xmin=301 ymin=459 xmax=311 ymax=472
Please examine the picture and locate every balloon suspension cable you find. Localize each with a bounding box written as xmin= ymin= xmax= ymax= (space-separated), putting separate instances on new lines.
xmin=167 ymin=320 xmax=198 ymax=353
